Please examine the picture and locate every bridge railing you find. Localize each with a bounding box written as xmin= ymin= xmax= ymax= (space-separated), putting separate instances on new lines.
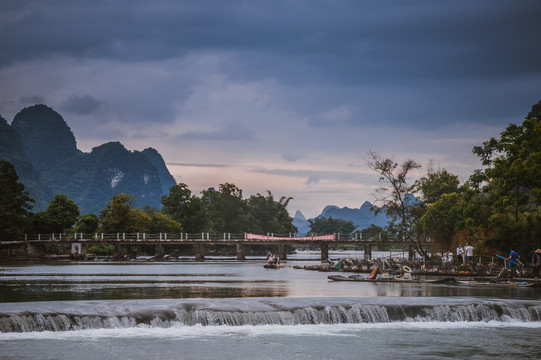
xmin=19 ymin=232 xmax=427 ymax=243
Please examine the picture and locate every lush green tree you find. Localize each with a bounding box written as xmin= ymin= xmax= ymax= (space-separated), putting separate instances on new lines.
xmin=161 ymin=183 xmax=207 ymax=233
xmin=99 ymin=194 xmax=183 ymax=234
xmin=367 ymin=151 xmax=425 ymax=259
xmin=130 ymin=208 xmax=152 ymax=233
xmin=275 ymin=195 xmax=297 ymax=235
xmin=140 ymin=205 xmax=183 ymax=233
xmin=148 ymin=212 xmax=183 ymax=233
xmin=421 ymin=193 xmax=464 ymax=253
xmin=473 ymin=100 xmax=541 ymax=216
xmin=472 ymin=100 xmax=541 ymax=253
xmin=415 ymin=166 xmax=460 ymax=205
xmin=75 ymin=213 xmax=100 ymax=234
xmin=201 ymin=183 xmax=251 ymax=233
xmin=247 ymin=191 xmax=296 ymax=234
xmin=0 ymin=160 xmax=34 ymax=240
xmin=309 ymin=216 xmax=356 ymax=235
xmin=414 ymin=167 xmax=465 ymax=253
xmin=100 ymin=194 xmax=136 ymax=233
xmin=37 ymin=194 xmax=80 ymax=233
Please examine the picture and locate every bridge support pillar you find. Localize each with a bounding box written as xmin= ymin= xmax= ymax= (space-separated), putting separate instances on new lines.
xmin=115 ymin=244 xmax=124 ymax=257
xmin=155 ymin=244 xmax=165 ymax=256
xmin=320 ymin=243 xmax=329 ymax=262
xmin=279 ymin=243 xmax=287 ymax=260
xmin=364 ymin=244 xmax=372 ymax=260
xmin=71 ymin=243 xmax=87 ymax=259
xmin=195 ymin=244 xmax=205 ymax=260
xmin=236 ymin=244 xmax=245 ymax=260
xmin=26 ymin=243 xmax=44 ymax=257
xmin=408 ymin=244 xmax=414 ymax=261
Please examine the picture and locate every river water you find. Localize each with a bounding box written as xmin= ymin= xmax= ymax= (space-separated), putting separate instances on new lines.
xmin=1 ymin=250 xmax=540 ymax=359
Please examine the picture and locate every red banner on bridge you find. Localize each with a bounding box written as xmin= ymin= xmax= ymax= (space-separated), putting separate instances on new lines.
xmin=246 ymin=234 xmax=335 ymax=241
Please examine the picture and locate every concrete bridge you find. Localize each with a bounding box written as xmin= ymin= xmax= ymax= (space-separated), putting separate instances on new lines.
xmin=5 ymin=232 xmax=425 ymax=261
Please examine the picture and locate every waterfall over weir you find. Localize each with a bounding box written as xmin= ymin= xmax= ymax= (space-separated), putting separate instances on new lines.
xmin=1 ymin=297 xmax=541 ymax=333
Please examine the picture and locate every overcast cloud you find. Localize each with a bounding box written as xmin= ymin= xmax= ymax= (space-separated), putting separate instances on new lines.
xmin=1 ymin=0 xmax=540 ymax=218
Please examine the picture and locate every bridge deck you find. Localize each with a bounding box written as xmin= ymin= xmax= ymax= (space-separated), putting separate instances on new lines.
xmin=5 ymin=232 xmax=426 ymax=246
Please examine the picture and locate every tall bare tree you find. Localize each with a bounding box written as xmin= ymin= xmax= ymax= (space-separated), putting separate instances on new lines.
xmin=367 ymin=151 xmax=427 ymax=259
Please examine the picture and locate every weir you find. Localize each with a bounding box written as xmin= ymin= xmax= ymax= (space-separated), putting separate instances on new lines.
xmin=1 ymin=298 xmax=540 ymax=332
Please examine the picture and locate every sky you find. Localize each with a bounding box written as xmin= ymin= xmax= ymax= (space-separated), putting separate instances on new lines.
xmin=1 ymin=0 xmax=541 ymax=219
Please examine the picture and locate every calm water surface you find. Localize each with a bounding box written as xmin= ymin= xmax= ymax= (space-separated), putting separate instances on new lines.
xmin=1 ymin=250 xmax=540 ymax=359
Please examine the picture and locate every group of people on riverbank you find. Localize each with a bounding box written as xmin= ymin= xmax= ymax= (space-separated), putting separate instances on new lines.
xmin=453 ymin=243 xmax=474 ymax=264
xmin=442 ymin=243 xmax=474 ymax=264
xmin=438 ymin=244 xmax=541 ymax=279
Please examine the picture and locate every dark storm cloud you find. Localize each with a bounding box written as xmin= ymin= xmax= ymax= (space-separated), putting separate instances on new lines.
xmin=2 ymin=0 xmax=540 ymax=132
xmin=2 ymin=0 xmax=540 ymax=83
xmin=61 ymin=94 xmax=102 ymax=114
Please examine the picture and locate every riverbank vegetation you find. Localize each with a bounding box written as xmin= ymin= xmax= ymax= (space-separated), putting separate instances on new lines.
xmin=368 ymin=100 xmax=541 ymax=258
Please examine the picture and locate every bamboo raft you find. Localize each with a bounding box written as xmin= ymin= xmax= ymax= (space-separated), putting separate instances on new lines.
xmin=327 ymin=274 xmax=541 ymax=288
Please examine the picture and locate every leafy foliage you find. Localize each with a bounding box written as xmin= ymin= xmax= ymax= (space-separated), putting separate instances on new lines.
xmin=162 ymin=183 xmax=296 ymax=234
xmin=161 ymin=183 xmax=207 ymax=233
xmin=247 ymin=191 xmax=296 ymax=234
xmin=36 ymin=194 xmax=80 ymax=233
xmin=0 ymin=160 xmax=35 ymax=240
xmin=473 ymin=100 xmax=541 ymax=219
xmin=201 ymin=183 xmax=251 ymax=233
xmin=415 ymin=166 xmax=460 ymax=205
xmin=99 ymin=194 xmax=137 ymax=233
xmin=141 ymin=206 xmax=183 ymax=233
xmin=75 ymin=213 xmax=100 ymax=234
xmin=421 ymin=193 xmax=463 ymax=252
xmin=99 ymin=194 xmax=183 ymax=234
xmin=471 ymin=100 xmax=541 ymax=254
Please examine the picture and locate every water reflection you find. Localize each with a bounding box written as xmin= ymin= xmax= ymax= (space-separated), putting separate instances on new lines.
xmin=1 ymin=259 xmax=540 ymax=303
xmin=0 ymin=283 xmax=288 ymax=302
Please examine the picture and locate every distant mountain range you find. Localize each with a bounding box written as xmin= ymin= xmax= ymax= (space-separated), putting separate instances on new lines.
xmin=1 ymin=104 xmax=394 ymax=231
xmin=292 ymin=201 xmax=390 ymax=236
xmin=0 ymin=104 xmax=176 ymax=214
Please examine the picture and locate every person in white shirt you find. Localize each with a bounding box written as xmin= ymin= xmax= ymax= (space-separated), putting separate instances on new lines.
xmin=447 ymin=250 xmax=453 ymax=263
xmin=464 ymin=243 xmax=474 ymax=263
xmin=456 ymin=245 xmax=464 ymax=264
